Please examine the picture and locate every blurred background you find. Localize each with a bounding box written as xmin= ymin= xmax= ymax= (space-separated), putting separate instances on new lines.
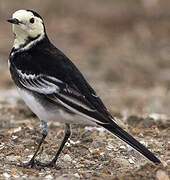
xmin=1 ymin=0 xmax=170 ymax=115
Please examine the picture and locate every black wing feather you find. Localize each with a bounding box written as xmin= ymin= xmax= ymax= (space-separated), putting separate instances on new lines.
xmin=10 ymin=39 xmax=112 ymax=123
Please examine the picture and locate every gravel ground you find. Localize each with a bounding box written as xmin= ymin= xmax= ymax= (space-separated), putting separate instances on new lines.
xmin=0 ymin=90 xmax=168 ymax=179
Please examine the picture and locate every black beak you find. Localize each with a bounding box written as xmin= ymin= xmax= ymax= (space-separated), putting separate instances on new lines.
xmin=7 ymin=18 xmax=20 ymax=25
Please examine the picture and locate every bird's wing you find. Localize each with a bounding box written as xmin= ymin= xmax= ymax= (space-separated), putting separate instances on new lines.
xmin=16 ymin=68 xmax=112 ymax=125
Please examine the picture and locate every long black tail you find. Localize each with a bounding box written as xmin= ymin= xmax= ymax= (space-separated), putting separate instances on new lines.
xmin=97 ymin=121 xmax=161 ymax=164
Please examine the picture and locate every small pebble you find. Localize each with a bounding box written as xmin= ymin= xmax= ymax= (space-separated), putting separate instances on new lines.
xmin=91 ymin=148 xmax=100 ymax=155
xmin=13 ymin=127 xmax=22 ymax=133
xmin=45 ymin=174 xmax=53 ymax=179
xmin=120 ymin=145 xmax=126 ymax=149
xmin=65 ymin=142 xmax=71 ymax=147
xmin=106 ymin=144 xmax=114 ymax=150
xmin=7 ymin=156 xmax=19 ymax=162
xmin=28 ymin=154 xmax=33 ymax=158
xmin=72 ymin=160 xmax=77 ymax=164
xmin=69 ymin=140 xmax=80 ymax=145
xmin=128 ymin=158 xmax=135 ymax=164
xmin=63 ymin=154 xmax=72 ymax=162
xmin=12 ymin=135 xmax=18 ymax=140
xmin=74 ymin=173 xmax=80 ymax=178
xmin=3 ymin=173 xmax=11 ymax=179
xmin=156 ymin=170 xmax=169 ymax=180
xmin=149 ymin=113 xmax=167 ymax=121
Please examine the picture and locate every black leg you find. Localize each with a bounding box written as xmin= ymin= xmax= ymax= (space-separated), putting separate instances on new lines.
xmin=20 ymin=120 xmax=48 ymax=168
xmin=35 ymin=123 xmax=71 ymax=168
xmin=50 ymin=123 xmax=71 ymax=164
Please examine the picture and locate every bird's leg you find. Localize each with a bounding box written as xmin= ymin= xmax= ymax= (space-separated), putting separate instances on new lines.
xmin=50 ymin=123 xmax=71 ymax=165
xmin=21 ymin=120 xmax=48 ymax=168
xmin=35 ymin=123 xmax=71 ymax=168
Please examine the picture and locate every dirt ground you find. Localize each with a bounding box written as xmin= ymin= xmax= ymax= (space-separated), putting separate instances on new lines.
xmin=0 ymin=1 xmax=169 ymax=179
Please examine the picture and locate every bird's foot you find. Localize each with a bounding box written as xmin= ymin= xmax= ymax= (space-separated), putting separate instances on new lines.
xmin=34 ymin=159 xmax=61 ymax=169
xmin=20 ymin=159 xmax=61 ymax=169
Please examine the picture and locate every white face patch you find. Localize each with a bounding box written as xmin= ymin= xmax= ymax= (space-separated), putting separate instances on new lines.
xmin=10 ymin=10 xmax=45 ymax=50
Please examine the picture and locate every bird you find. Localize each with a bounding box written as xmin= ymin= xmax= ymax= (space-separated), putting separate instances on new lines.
xmin=7 ymin=9 xmax=161 ymax=168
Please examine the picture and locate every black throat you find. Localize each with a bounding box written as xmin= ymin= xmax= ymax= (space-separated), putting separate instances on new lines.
xmin=11 ymin=34 xmax=49 ymax=55
xmin=20 ymin=34 xmax=41 ymax=49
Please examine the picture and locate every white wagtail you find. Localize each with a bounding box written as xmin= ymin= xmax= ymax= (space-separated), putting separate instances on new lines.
xmin=7 ymin=9 xmax=161 ymax=168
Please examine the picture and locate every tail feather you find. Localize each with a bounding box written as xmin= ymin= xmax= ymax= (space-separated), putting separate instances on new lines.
xmin=97 ymin=121 xmax=161 ymax=164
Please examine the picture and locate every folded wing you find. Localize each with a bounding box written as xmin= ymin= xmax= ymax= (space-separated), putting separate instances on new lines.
xmin=17 ymin=69 xmax=113 ymax=125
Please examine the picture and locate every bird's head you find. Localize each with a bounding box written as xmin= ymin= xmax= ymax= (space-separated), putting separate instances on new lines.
xmin=8 ymin=10 xmax=45 ymax=49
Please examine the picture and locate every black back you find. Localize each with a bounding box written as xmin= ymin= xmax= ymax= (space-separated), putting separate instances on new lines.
xmin=9 ymin=36 xmax=112 ymax=122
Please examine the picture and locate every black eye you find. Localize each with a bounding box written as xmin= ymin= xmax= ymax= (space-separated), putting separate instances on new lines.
xmin=30 ymin=18 xmax=35 ymax=24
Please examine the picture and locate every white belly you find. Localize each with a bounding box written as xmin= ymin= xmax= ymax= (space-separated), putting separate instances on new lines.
xmin=16 ymin=87 xmax=95 ymax=125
